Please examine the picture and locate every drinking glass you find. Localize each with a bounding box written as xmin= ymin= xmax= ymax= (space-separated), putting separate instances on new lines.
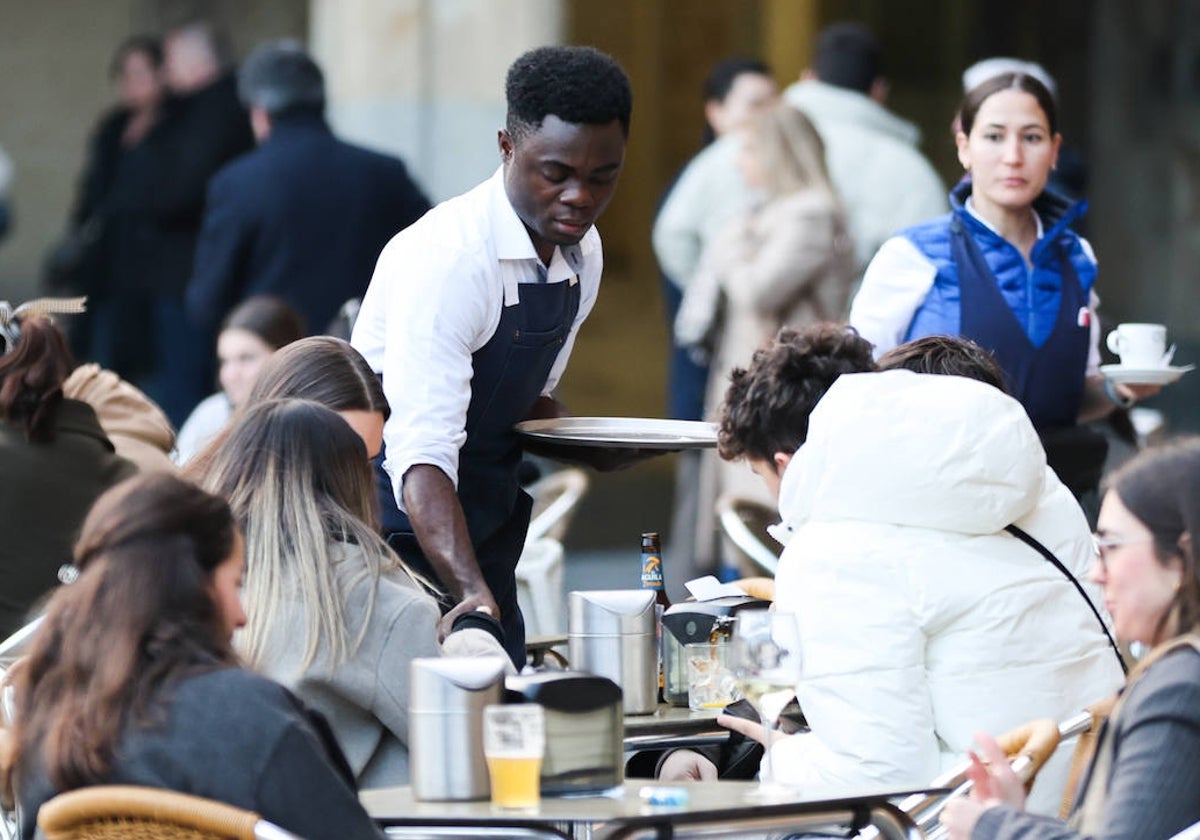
xmin=729 ymin=609 xmax=802 ymax=798
xmin=482 ymin=704 xmax=545 ymax=811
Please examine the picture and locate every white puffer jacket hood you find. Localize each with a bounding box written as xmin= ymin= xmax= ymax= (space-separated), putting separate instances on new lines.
xmin=777 ymin=369 xmax=1044 ymax=536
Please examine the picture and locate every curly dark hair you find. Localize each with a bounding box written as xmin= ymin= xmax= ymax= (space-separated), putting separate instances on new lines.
xmin=505 ymin=45 xmax=632 ymax=142
xmin=717 ymin=323 xmax=876 ymax=464
xmin=877 ymin=335 xmax=1010 ymax=394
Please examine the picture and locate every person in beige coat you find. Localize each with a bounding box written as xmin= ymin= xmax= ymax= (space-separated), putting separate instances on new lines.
xmin=676 ymin=104 xmax=856 ymax=573
xmin=63 ymin=363 xmax=175 ymax=472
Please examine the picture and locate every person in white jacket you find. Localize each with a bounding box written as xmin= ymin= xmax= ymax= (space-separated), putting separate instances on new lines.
xmin=664 ymin=325 xmax=1124 ymax=814
xmin=783 ymin=22 xmax=946 ymax=274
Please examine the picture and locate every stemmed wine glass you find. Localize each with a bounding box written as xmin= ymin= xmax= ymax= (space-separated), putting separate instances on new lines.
xmin=729 ymin=609 xmax=802 ymax=798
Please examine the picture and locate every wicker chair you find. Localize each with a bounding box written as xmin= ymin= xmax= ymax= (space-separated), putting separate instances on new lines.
xmin=37 ymin=786 xmax=301 ymax=840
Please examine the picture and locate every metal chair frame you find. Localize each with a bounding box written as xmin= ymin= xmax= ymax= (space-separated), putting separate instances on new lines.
xmin=715 ymin=494 xmax=780 ymax=576
xmin=525 ymin=468 xmax=589 ymax=546
xmin=897 ymin=711 xmax=1094 ymax=840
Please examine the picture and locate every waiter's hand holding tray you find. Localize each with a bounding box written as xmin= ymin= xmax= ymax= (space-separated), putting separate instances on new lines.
xmin=515 ymin=417 xmax=718 ymax=470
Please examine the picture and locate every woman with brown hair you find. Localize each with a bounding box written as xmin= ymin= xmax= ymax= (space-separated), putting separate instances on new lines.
xmin=943 ymin=438 xmax=1200 ymax=840
xmin=9 ymin=472 xmax=384 ymax=840
xmin=0 ymin=305 xmax=134 ymax=637
xmin=174 ymin=295 xmax=305 ymax=464
xmin=183 ymin=335 xmax=388 ymax=480
xmin=851 ymin=72 xmax=1159 ymax=501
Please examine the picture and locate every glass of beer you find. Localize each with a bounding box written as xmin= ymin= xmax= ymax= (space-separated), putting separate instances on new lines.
xmin=483 ymin=703 xmax=544 ymax=810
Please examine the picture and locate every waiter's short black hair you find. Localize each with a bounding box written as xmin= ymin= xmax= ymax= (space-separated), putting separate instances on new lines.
xmin=505 ymin=45 xmax=632 ymax=142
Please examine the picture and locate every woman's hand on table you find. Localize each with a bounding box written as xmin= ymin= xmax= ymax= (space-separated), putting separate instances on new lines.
xmin=940 ymin=732 xmax=1027 ymax=840
xmin=658 ymin=749 xmax=718 ymax=781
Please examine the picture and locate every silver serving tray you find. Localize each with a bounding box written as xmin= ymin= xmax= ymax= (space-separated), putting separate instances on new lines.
xmin=515 ymin=417 xmax=718 ymax=449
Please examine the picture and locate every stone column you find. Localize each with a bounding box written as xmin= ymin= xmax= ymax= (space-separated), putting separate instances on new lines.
xmin=309 ymin=0 xmax=564 ymax=202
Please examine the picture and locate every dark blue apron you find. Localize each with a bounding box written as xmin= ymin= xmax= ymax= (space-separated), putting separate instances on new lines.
xmin=951 ymin=215 xmax=1106 ymax=495
xmin=374 ymin=275 xmax=581 ymax=667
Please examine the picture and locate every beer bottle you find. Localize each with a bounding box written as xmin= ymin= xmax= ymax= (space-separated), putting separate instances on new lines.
xmin=640 ymin=532 xmax=670 ymax=699
xmin=640 ymin=532 xmax=670 ymax=609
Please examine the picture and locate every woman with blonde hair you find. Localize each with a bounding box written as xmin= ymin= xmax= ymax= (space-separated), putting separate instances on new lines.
xmin=194 ymin=398 xmax=506 ymax=788
xmin=675 ymin=102 xmax=856 ymax=572
xmin=943 ymin=438 xmax=1200 ymax=840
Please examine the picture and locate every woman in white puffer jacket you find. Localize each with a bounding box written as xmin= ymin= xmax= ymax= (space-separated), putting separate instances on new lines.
xmin=765 ymin=368 xmax=1123 ymax=813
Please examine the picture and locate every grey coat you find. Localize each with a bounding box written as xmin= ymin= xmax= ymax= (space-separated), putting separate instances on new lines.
xmin=973 ymin=646 xmax=1200 ymax=840
xmin=255 ymin=543 xmax=508 ymax=789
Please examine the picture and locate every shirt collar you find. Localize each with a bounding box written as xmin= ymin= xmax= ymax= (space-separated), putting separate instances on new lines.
xmin=964 ymin=195 xmax=1045 ymax=240
xmin=487 ymin=166 xmax=589 ymax=280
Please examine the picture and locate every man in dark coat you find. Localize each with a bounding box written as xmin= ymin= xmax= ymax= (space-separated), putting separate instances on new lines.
xmin=187 ymin=40 xmax=432 ymax=341
xmin=146 ymin=21 xmax=255 ymax=425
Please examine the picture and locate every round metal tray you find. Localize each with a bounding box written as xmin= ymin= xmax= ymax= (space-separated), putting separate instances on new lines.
xmin=515 ymin=417 xmax=718 ymax=449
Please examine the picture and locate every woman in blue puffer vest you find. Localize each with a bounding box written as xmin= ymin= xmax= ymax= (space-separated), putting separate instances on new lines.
xmin=850 ymin=71 xmax=1158 ymax=497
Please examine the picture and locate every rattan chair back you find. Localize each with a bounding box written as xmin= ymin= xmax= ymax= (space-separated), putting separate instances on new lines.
xmin=38 ymin=786 xmax=265 ymax=840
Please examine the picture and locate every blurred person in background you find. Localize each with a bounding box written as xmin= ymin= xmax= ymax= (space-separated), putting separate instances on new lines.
xmin=63 ymin=360 xmax=175 ymax=473
xmin=188 ymin=40 xmax=430 ymax=342
xmin=174 ymin=295 xmax=304 ymax=464
xmin=653 ymin=57 xmax=778 ymax=421
xmin=0 ymin=300 xmax=134 ymax=638
xmin=675 ymin=104 xmax=855 ymax=575
xmin=850 ymin=72 xmax=1158 ymax=504
xmin=48 ymin=36 xmax=166 ymax=371
xmin=9 ymin=472 xmax=385 ymax=840
xmin=146 ymin=19 xmax=254 ymax=426
xmin=652 ymin=56 xmax=778 ymax=588
xmin=784 ymin=21 xmax=946 ymax=275
xmin=196 ymin=399 xmax=508 ymax=787
xmin=943 ymin=439 xmax=1200 ymax=840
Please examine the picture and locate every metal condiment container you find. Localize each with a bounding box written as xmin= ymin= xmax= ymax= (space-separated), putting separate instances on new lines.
xmin=409 ymin=656 xmax=508 ymax=800
xmin=568 ymin=590 xmax=657 ymax=714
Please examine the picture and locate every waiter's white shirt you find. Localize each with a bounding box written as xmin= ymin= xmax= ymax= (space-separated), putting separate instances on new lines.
xmin=352 ymin=166 xmax=602 ymax=512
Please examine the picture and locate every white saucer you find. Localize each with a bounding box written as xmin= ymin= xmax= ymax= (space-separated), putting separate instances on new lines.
xmin=1100 ymin=364 xmax=1195 ymax=385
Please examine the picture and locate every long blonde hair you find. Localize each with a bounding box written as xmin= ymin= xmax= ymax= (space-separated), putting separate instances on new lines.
xmin=749 ymin=104 xmax=837 ymax=202
xmin=194 ymin=398 xmax=422 ymax=669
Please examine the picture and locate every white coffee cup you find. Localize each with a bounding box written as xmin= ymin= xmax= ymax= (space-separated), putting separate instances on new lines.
xmin=1106 ymin=323 xmax=1168 ymax=368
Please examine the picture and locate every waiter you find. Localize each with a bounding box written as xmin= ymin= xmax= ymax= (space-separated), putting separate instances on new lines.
xmin=352 ymin=46 xmax=633 ymax=667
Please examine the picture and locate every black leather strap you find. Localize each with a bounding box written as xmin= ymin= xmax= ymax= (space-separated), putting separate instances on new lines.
xmin=1006 ymin=524 xmax=1128 ymax=675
